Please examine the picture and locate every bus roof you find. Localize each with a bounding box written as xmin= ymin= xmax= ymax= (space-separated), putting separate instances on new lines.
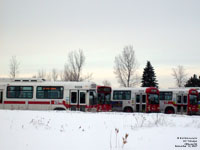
xmin=112 ymin=87 xmax=158 ymax=92
xmin=0 ymin=79 xmax=97 ymax=90
xmin=0 ymin=78 xmax=45 ymax=82
xmin=160 ymin=88 xmax=198 ymax=93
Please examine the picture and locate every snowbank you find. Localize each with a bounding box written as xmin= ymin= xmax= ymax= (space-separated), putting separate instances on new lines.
xmin=0 ymin=110 xmax=200 ymax=150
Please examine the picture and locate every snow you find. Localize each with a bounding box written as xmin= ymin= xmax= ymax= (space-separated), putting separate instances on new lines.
xmin=0 ymin=110 xmax=200 ymax=150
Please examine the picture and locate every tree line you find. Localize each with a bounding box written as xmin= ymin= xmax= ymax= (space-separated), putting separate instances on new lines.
xmin=8 ymin=46 xmax=199 ymax=88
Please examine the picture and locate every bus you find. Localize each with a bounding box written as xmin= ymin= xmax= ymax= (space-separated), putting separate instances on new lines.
xmin=96 ymin=86 xmax=112 ymax=111
xmin=0 ymin=78 xmax=112 ymax=112
xmin=196 ymin=89 xmax=200 ymax=115
xmin=111 ymin=87 xmax=160 ymax=113
xmin=159 ymin=88 xmax=199 ymax=115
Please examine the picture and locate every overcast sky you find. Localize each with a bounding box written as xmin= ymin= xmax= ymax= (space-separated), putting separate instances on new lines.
xmin=1 ymin=0 xmax=200 ymax=88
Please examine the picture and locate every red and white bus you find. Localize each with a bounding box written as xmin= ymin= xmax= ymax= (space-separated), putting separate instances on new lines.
xmin=96 ymin=86 xmax=112 ymax=111
xmin=159 ymin=88 xmax=199 ymax=115
xmin=0 ymin=78 xmax=112 ymax=112
xmin=196 ymin=89 xmax=200 ymax=115
xmin=111 ymin=87 xmax=160 ymax=113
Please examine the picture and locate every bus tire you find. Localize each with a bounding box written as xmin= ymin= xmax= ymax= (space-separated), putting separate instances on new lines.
xmin=124 ymin=107 xmax=133 ymax=113
xmin=165 ymin=107 xmax=175 ymax=114
xmin=54 ymin=107 xmax=66 ymax=111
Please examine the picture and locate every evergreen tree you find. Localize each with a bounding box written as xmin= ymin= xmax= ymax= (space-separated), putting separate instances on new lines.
xmin=185 ymin=74 xmax=200 ymax=87
xmin=141 ymin=61 xmax=158 ymax=87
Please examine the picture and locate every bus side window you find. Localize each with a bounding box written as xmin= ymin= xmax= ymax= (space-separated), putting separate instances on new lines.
xmin=89 ymin=91 xmax=97 ymax=105
xmin=0 ymin=92 xmax=2 ymax=103
xmin=7 ymin=86 xmax=33 ymax=99
xmin=183 ymin=96 xmax=187 ymax=103
xmin=125 ymin=91 xmax=131 ymax=100
xmin=160 ymin=92 xmax=173 ymax=101
xmin=177 ymin=95 xmax=181 ymax=103
xmin=159 ymin=92 xmax=164 ymax=100
xmin=113 ymin=91 xmax=120 ymax=100
xmin=71 ymin=92 xmax=77 ymax=103
xmin=136 ymin=95 xmax=140 ymax=103
xmin=80 ymin=92 xmax=86 ymax=104
xmin=142 ymin=95 xmax=146 ymax=103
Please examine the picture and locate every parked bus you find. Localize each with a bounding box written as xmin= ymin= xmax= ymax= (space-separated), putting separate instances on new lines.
xmin=111 ymin=87 xmax=160 ymax=113
xmin=0 ymin=78 xmax=112 ymax=112
xmin=159 ymin=88 xmax=199 ymax=115
xmin=96 ymin=86 xmax=112 ymax=111
xmin=196 ymin=89 xmax=200 ymax=115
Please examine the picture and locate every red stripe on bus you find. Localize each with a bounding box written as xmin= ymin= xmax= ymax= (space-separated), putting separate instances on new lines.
xmin=4 ymin=101 xmax=26 ymax=104
xmin=28 ymin=101 xmax=50 ymax=104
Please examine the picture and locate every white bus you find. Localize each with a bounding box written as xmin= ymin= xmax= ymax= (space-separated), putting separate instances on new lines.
xmin=0 ymin=78 xmax=111 ymax=111
xmin=111 ymin=87 xmax=160 ymax=113
xmin=159 ymin=88 xmax=199 ymax=115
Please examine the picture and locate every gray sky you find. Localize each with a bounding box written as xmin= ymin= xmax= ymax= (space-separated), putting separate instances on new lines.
xmin=1 ymin=0 xmax=200 ymax=88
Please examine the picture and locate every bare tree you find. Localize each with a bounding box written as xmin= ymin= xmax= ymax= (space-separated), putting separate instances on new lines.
xmin=37 ymin=69 xmax=47 ymax=79
xmin=63 ymin=49 xmax=92 ymax=81
xmin=63 ymin=64 xmax=73 ymax=81
xmin=114 ymin=45 xmax=139 ymax=87
xmin=60 ymin=71 xmax=65 ymax=81
xmin=9 ymin=56 xmax=20 ymax=79
xmin=102 ymin=80 xmax=111 ymax=86
xmin=52 ymin=68 xmax=58 ymax=81
xmin=80 ymin=73 xmax=93 ymax=82
xmin=32 ymin=75 xmax=37 ymax=78
xmin=172 ymin=65 xmax=187 ymax=87
xmin=46 ymin=72 xmax=52 ymax=81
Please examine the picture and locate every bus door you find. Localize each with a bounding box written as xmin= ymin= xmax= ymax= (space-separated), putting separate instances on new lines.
xmin=159 ymin=92 xmax=165 ymax=112
xmin=135 ymin=93 xmax=146 ymax=112
xmin=70 ymin=90 xmax=87 ymax=111
xmin=79 ymin=90 xmax=87 ymax=111
xmin=176 ymin=93 xmax=187 ymax=114
xmin=0 ymin=90 xmax=3 ymax=109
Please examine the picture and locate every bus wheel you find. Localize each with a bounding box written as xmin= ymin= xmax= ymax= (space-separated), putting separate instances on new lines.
xmin=54 ymin=108 xmax=66 ymax=111
xmin=124 ymin=107 xmax=133 ymax=113
xmin=165 ymin=108 xmax=175 ymax=114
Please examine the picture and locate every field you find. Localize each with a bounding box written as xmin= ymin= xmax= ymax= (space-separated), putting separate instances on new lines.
xmin=0 ymin=110 xmax=200 ymax=150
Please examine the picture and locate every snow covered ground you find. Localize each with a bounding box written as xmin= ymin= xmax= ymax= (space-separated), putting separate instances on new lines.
xmin=0 ymin=110 xmax=200 ymax=150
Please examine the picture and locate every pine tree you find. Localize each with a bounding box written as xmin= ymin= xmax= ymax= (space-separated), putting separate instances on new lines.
xmin=185 ymin=74 xmax=200 ymax=87
xmin=141 ymin=61 xmax=158 ymax=87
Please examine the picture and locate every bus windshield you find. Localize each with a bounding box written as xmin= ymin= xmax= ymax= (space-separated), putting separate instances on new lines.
xmin=97 ymin=86 xmax=111 ymax=105
xmin=148 ymin=94 xmax=159 ymax=104
xmin=97 ymin=87 xmax=111 ymax=93
xmin=189 ymin=95 xmax=198 ymax=105
xmin=97 ymin=93 xmax=111 ymax=104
